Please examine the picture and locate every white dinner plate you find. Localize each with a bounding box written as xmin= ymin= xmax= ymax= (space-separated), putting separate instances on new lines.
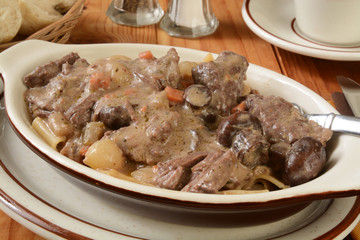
xmin=241 ymin=0 xmax=360 ymax=61
xmin=0 ymin=71 xmax=359 ymax=240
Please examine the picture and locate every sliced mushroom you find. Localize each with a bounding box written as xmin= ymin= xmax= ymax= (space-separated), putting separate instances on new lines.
xmin=197 ymin=106 xmax=218 ymax=123
xmin=98 ymin=105 xmax=131 ymax=130
xmin=216 ymin=111 xmax=263 ymax=147
xmin=283 ymin=137 xmax=326 ymax=186
xmin=231 ymin=129 xmax=270 ymax=169
xmin=184 ymin=84 xmax=212 ymax=108
xmin=268 ymin=142 xmax=291 ymax=175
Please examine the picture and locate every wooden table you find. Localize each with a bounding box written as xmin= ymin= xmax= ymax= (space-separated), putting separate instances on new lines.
xmin=1 ymin=0 xmax=359 ymax=239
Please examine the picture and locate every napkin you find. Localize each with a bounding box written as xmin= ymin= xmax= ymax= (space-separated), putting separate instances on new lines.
xmin=332 ymin=92 xmax=359 ymax=240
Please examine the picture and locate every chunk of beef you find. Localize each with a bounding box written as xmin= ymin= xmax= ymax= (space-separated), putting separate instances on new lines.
xmin=145 ymin=111 xmax=181 ymax=142
xmin=24 ymin=52 xmax=82 ymax=88
xmin=154 ymin=152 xmax=208 ymax=190
xmin=59 ymin=130 xmax=83 ymax=162
xmin=111 ymin=109 xmax=183 ymax=164
xmin=192 ymin=51 xmax=249 ymax=116
xmin=186 ymin=150 xmax=224 ymax=181
xmin=223 ymin=161 xmax=254 ymax=190
xmin=182 ymin=150 xmax=236 ymax=193
xmin=24 ymin=58 xmax=89 ymax=118
xmin=64 ymin=93 xmax=100 ymax=128
xmin=245 ymin=94 xmax=333 ymax=145
xmin=131 ymin=48 xmax=180 ymax=90
xmin=24 ymin=77 xmax=67 ymax=118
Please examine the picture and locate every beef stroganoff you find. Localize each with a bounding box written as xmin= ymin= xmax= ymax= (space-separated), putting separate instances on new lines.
xmin=23 ymin=49 xmax=332 ymax=194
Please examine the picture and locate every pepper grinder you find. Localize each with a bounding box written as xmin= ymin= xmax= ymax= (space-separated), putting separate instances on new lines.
xmin=107 ymin=0 xmax=164 ymax=27
xmin=160 ymin=0 xmax=219 ymax=38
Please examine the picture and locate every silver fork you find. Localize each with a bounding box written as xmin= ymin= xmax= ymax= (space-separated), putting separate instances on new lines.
xmin=292 ymin=103 xmax=360 ymax=136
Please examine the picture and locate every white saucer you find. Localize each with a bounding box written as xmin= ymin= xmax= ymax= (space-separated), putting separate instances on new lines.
xmin=242 ymin=0 xmax=360 ymax=61
xmin=0 ymin=99 xmax=359 ymax=239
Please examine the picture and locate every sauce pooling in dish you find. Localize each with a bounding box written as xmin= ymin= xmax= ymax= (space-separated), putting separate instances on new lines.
xmin=23 ymin=49 xmax=332 ymax=194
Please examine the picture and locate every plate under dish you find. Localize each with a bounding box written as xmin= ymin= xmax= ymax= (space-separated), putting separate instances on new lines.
xmin=242 ymin=0 xmax=360 ymax=61
xmin=0 ymin=69 xmax=359 ymax=240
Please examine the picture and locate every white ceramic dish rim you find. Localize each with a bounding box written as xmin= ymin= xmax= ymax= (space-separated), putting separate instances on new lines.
xmin=1 ymin=40 xmax=360 ymax=209
xmin=241 ymin=0 xmax=360 ymax=61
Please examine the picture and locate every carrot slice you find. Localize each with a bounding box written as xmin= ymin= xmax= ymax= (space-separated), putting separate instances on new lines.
xmin=231 ymin=101 xmax=246 ymax=113
xmin=140 ymin=106 xmax=148 ymax=112
xmin=138 ymin=50 xmax=154 ymax=60
xmin=79 ymin=145 xmax=90 ymax=156
xmin=165 ymin=86 xmax=184 ymax=103
xmin=123 ymin=88 xmax=137 ymax=95
xmin=103 ymin=93 xmax=116 ymax=98
xmin=89 ymin=72 xmax=111 ymax=90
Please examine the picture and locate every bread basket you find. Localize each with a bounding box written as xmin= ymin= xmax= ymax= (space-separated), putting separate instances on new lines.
xmin=0 ymin=0 xmax=85 ymax=52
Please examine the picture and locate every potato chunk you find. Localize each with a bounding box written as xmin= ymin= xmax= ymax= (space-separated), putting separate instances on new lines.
xmin=83 ymin=138 xmax=126 ymax=171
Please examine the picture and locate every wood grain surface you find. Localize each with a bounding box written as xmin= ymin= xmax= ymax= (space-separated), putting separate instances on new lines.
xmin=0 ymin=0 xmax=359 ymax=239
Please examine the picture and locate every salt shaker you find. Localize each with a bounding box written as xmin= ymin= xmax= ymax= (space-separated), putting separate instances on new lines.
xmin=160 ymin=0 xmax=219 ymax=38
xmin=107 ymin=0 xmax=164 ymax=27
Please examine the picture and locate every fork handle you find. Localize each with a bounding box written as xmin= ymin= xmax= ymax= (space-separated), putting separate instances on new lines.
xmin=330 ymin=114 xmax=360 ymax=135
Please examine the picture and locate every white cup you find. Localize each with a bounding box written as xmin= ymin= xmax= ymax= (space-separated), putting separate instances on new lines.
xmin=294 ymin=0 xmax=360 ymax=46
